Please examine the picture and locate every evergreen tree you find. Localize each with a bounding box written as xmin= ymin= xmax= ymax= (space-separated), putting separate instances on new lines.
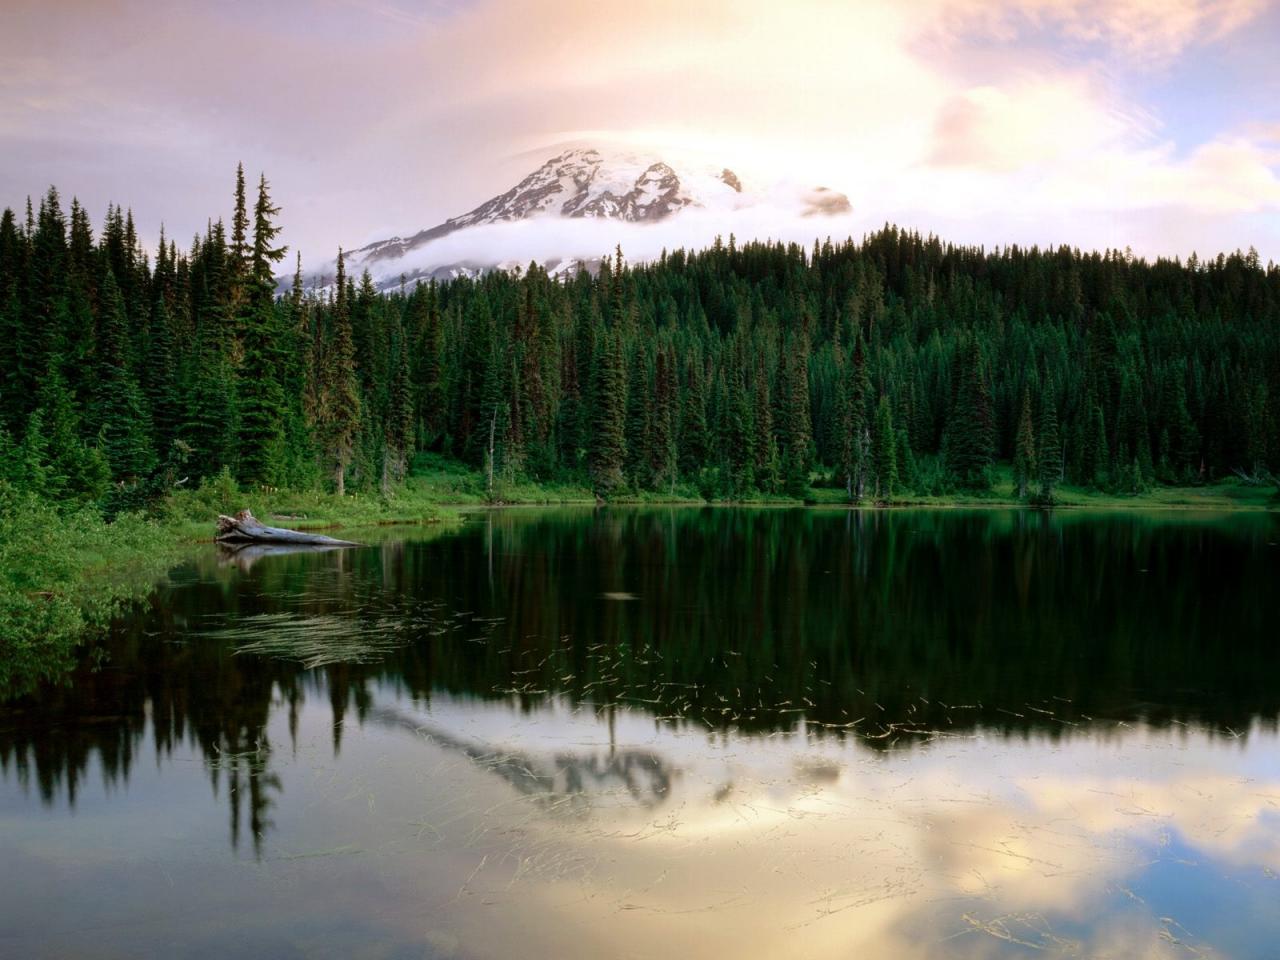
xmin=651 ymin=346 xmax=678 ymax=491
xmin=870 ymin=394 xmax=898 ymax=501
xmin=589 ymin=330 xmax=627 ymax=494
xmin=947 ymin=338 xmax=995 ymax=489
xmin=27 ymin=364 xmax=109 ymax=501
xmin=144 ymin=298 xmax=180 ymax=454
xmin=753 ymin=358 xmax=780 ymax=493
xmin=779 ymin=339 xmax=812 ymax=497
xmin=839 ymin=338 xmax=871 ymax=500
xmin=227 ymin=162 xmax=250 ymax=316
xmin=679 ymin=359 xmax=709 ymax=477
xmin=1037 ymin=383 xmax=1063 ymax=501
xmin=90 ymin=268 xmax=154 ymax=480
xmin=385 ymin=329 xmax=414 ymax=488
xmin=319 ymin=250 xmax=360 ymax=495
xmin=236 ymin=174 xmax=289 ymax=486
xmin=1013 ymin=386 xmax=1036 ymax=499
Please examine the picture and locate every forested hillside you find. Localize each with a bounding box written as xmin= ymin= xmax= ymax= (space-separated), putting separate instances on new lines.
xmin=2 ymin=168 xmax=1278 ymax=510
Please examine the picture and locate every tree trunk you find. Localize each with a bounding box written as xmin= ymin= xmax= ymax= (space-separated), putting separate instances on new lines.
xmin=215 ymin=509 xmax=359 ymax=546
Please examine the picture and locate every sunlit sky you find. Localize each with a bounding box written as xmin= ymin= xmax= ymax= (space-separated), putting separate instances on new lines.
xmin=2 ymin=0 xmax=1278 ymax=265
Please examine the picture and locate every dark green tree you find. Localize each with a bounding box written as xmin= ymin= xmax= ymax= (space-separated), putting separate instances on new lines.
xmin=1037 ymin=383 xmax=1063 ymax=501
xmin=1013 ymin=386 xmax=1036 ymax=499
xmin=589 ymin=330 xmax=627 ymax=494
xmin=947 ymin=338 xmax=995 ymax=489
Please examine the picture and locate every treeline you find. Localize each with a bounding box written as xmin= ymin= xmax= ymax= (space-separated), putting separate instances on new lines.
xmin=2 ymin=169 xmax=1279 ymax=508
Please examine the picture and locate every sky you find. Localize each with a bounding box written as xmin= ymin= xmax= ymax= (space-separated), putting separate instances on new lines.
xmin=2 ymin=0 xmax=1278 ymax=266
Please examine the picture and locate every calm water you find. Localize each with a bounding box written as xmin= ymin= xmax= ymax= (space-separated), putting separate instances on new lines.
xmin=2 ymin=508 xmax=1279 ymax=959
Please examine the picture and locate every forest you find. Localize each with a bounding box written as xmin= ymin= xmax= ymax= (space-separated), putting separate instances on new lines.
xmin=2 ymin=166 xmax=1279 ymax=514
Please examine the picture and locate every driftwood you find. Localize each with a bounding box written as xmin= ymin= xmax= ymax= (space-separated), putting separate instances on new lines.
xmin=215 ymin=509 xmax=359 ymax=547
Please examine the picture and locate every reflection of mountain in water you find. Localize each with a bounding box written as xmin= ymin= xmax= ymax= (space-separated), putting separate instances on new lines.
xmin=368 ymin=704 xmax=675 ymax=807
xmin=2 ymin=508 xmax=1278 ymax=851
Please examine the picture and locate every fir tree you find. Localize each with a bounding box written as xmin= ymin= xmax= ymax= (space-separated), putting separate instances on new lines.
xmin=236 ymin=173 xmax=288 ymax=486
xmin=947 ymin=338 xmax=995 ymax=489
xmin=679 ymin=359 xmax=709 ymax=477
xmin=90 ymin=268 xmax=154 ymax=480
xmin=589 ymin=330 xmax=627 ymax=494
xmin=839 ymin=338 xmax=871 ymax=500
xmin=1037 ymin=383 xmax=1063 ymax=502
xmin=385 ymin=329 xmax=415 ymax=488
xmin=651 ymin=346 xmax=678 ymax=491
xmin=320 ymin=250 xmax=360 ymax=495
xmin=780 ymin=339 xmax=812 ymax=497
xmin=144 ymin=298 xmax=180 ymax=455
xmin=870 ymin=394 xmax=898 ymax=501
xmin=753 ymin=358 xmax=780 ymax=494
xmin=1013 ymin=386 xmax=1036 ymax=499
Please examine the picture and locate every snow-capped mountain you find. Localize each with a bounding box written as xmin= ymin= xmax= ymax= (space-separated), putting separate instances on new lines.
xmin=321 ymin=147 xmax=852 ymax=288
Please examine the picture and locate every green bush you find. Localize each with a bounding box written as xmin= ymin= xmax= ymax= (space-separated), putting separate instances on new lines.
xmin=0 ymin=482 xmax=176 ymax=697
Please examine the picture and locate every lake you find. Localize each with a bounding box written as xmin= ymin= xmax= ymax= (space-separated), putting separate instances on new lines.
xmin=2 ymin=507 xmax=1278 ymax=959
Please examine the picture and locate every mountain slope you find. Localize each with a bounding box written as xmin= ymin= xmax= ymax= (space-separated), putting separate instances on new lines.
xmin=329 ymin=147 xmax=852 ymax=287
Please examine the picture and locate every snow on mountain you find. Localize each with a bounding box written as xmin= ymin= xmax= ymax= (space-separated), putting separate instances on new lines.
xmin=312 ymin=147 xmax=853 ymax=289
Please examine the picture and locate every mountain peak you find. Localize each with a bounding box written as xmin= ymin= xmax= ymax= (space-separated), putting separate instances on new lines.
xmin=335 ymin=145 xmax=852 ymax=286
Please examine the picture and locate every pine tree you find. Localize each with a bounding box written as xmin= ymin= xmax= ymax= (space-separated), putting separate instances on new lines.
xmin=413 ymin=290 xmax=446 ymax=447
xmin=725 ymin=360 xmax=754 ymax=492
xmin=839 ymin=337 xmax=871 ymax=500
xmin=144 ymin=298 xmax=180 ymax=456
xmin=91 ymin=268 xmax=154 ymax=480
xmin=1088 ymin=402 xmax=1109 ymax=488
xmin=1166 ymin=366 xmax=1200 ymax=481
xmin=871 ymin=394 xmax=898 ymax=501
xmin=1037 ymin=383 xmax=1063 ymax=502
xmin=27 ymin=364 xmax=109 ymax=501
xmin=589 ymin=330 xmax=627 ymax=494
xmin=947 ymin=338 xmax=995 ymax=489
xmin=385 ymin=327 xmax=415 ymax=489
xmin=236 ymin=173 xmax=288 ymax=486
xmin=679 ymin=359 xmax=709 ymax=477
xmin=183 ymin=270 xmax=237 ymax=479
xmin=320 ymin=250 xmax=360 ymax=495
xmin=753 ymin=358 xmax=780 ymax=493
xmin=780 ymin=339 xmax=812 ymax=497
xmin=651 ymin=346 xmax=677 ymax=491
xmin=625 ymin=348 xmax=653 ymax=487
xmin=227 ymin=163 xmax=250 ymax=316
xmin=1013 ymin=386 xmax=1036 ymax=499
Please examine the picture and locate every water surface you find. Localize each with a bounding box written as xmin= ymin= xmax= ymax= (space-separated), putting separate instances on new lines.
xmin=2 ymin=508 xmax=1278 ymax=958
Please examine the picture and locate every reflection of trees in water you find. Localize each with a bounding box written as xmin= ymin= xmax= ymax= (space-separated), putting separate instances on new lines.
xmin=2 ymin=509 xmax=1279 ymax=850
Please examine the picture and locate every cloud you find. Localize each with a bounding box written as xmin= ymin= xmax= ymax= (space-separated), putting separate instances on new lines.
xmin=931 ymin=0 xmax=1266 ymax=64
xmin=927 ymin=77 xmax=1134 ymax=173
xmin=345 ymin=201 xmax=863 ymax=283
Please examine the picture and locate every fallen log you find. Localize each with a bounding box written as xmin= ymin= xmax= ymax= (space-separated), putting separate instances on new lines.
xmin=215 ymin=509 xmax=360 ymax=547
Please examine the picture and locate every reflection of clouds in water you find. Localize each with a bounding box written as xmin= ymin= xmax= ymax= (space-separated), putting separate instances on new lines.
xmin=1022 ymin=772 xmax=1280 ymax=874
xmin=391 ymin=695 xmax=1280 ymax=960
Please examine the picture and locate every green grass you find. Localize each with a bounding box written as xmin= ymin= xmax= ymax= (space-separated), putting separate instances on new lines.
xmin=159 ymin=466 xmax=463 ymax=541
xmin=403 ymin=456 xmax=1279 ymax=510
xmin=403 ymin=453 xmax=596 ymax=505
xmin=0 ymin=482 xmax=181 ymax=695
